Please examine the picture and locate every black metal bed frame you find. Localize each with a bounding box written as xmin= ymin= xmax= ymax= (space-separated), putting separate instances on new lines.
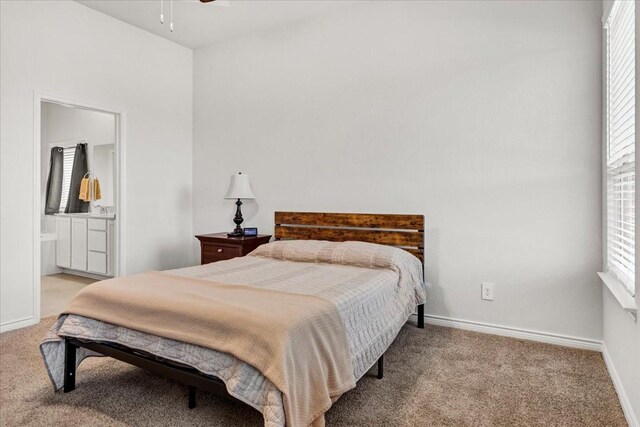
xmin=63 ymin=305 xmax=424 ymax=409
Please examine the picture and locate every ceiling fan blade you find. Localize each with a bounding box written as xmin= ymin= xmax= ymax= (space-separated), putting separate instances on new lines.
xmin=200 ymin=0 xmax=216 ymax=3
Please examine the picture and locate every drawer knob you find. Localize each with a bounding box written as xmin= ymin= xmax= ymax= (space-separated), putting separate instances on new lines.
xmin=217 ymin=248 xmax=223 ymax=253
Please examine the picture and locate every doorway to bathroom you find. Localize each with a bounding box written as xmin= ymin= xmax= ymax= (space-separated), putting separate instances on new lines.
xmin=36 ymin=96 xmax=123 ymax=320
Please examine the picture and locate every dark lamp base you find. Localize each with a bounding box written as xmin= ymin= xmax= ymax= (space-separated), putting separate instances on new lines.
xmin=228 ymin=199 xmax=245 ymax=237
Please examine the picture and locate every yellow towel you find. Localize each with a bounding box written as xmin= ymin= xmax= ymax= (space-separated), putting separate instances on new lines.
xmin=79 ymin=178 xmax=90 ymax=201
xmin=93 ymin=178 xmax=101 ymax=201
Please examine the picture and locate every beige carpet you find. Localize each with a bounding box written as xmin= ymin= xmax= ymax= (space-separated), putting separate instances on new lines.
xmin=0 ymin=318 xmax=625 ymax=426
xmin=41 ymin=274 xmax=97 ymax=318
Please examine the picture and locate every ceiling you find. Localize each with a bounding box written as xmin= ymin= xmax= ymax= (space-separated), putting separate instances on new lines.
xmin=77 ymin=0 xmax=346 ymax=50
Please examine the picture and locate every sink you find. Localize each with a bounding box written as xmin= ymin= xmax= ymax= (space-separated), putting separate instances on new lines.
xmin=91 ymin=213 xmax=116 ymax=219
xmin=55 ymin=212 xmax=115 ymax=219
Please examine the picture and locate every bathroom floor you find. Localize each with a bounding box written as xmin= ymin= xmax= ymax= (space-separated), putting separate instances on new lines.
xmin=41 ymin=273 xmax=97 ymax=318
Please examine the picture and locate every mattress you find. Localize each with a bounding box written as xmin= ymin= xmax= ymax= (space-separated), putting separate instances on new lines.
xmin=41 ymin=240 xmax=426 ymax=427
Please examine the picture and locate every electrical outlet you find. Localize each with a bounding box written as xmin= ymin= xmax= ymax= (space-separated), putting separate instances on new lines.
xmin=481 ymin=282 xmax=494 ymax=301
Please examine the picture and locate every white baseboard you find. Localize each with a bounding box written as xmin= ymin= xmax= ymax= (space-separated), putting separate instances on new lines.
xmin=60 ymin=269 xmax=111 ymax=281
xmin=420 ymin=314 xmax=603 ymax=352
xmin=602 ymin=345 xmax=639 ymax=427
xmin=0 ymin=316 xmax=37 ymax=333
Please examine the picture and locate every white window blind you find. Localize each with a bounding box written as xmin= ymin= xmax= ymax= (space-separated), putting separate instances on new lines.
xmin=605 ymin=0 xmax=635 ymax=295
xmin=59 ymin=146 xmax=76 ymax=213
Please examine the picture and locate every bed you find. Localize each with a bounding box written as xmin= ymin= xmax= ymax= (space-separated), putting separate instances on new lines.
xmin=40 ymin=211 xmax=425 ymax=427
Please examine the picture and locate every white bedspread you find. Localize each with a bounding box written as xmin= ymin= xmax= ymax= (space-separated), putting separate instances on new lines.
xmin=41 ymin=240 xmax=425 ymax=427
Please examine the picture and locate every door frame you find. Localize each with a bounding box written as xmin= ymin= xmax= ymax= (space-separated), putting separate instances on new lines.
xmin=33 ymin=92 xmax=126 ymax=324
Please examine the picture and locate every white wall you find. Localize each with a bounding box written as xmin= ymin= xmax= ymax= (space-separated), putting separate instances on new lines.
xmin=599 ymin=1 xmax=640 ymax=425
xmin=193 ymin=0 xmax=603 ymax=340
xmin=603 ymin=290 xmax=640 ymax=426
xmin=0 ymin=0 xmax=194 ymax=330
xmin=43 ymin=102 xmax=115 ymax=147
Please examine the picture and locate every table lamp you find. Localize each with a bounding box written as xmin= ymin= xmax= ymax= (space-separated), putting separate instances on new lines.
xmin=224 ymin=172 xmax=255 ymax=237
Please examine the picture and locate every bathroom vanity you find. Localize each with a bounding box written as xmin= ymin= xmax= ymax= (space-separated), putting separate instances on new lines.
xmin=56 ymin=213 xmax=115 ymax=277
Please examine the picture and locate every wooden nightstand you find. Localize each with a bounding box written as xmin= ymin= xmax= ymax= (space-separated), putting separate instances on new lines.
xmin=195 ymin=233 xmax=272 ymax=265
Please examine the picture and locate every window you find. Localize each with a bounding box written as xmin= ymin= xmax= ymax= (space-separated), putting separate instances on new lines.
xmin=59 ymin=146 xmax=76 ymax=213
xmin=605 ymin=0 xmax=635 ymax=296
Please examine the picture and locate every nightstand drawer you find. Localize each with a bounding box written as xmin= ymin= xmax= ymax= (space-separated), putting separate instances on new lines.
xmin=195 ymin=233 xmax=272 ymax=265
xmin=202 ymin=244 xmax=242 ymax=263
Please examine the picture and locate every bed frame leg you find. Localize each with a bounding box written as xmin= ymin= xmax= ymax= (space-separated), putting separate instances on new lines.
xmin=377 ymin=354 xmax=384 ymax=379
xmin=188 ymin=386 xmax=197 ymax=409
xmin=63 ymin=339 xmax=77 ymax=393
xmin=417 ymin=304 xmax=424 ymax=329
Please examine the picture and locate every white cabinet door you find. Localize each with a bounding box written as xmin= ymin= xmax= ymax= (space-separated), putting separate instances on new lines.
xmin=71 ymin=218 xmax=87 ymax=271
xmin=56 ymin=217 xmax=71 ymax=268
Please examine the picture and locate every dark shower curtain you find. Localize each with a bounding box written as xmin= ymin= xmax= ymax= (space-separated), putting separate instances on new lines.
xmin=65 ymin=143 xmax=89 ymax=213
xmin=44 ymin=147 xmax=63 ymax=214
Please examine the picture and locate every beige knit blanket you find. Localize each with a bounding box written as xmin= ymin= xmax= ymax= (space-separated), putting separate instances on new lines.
xmin=62 ymin=271 xmax=356 ymax=427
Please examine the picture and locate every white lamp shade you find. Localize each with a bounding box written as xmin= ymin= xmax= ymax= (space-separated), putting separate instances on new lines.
xmin=224 ymin=173 xmax=255 ymax=199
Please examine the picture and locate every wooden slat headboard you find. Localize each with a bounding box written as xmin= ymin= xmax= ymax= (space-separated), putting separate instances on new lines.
xmin=274 ymin=211 xmax=424 ymax=262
